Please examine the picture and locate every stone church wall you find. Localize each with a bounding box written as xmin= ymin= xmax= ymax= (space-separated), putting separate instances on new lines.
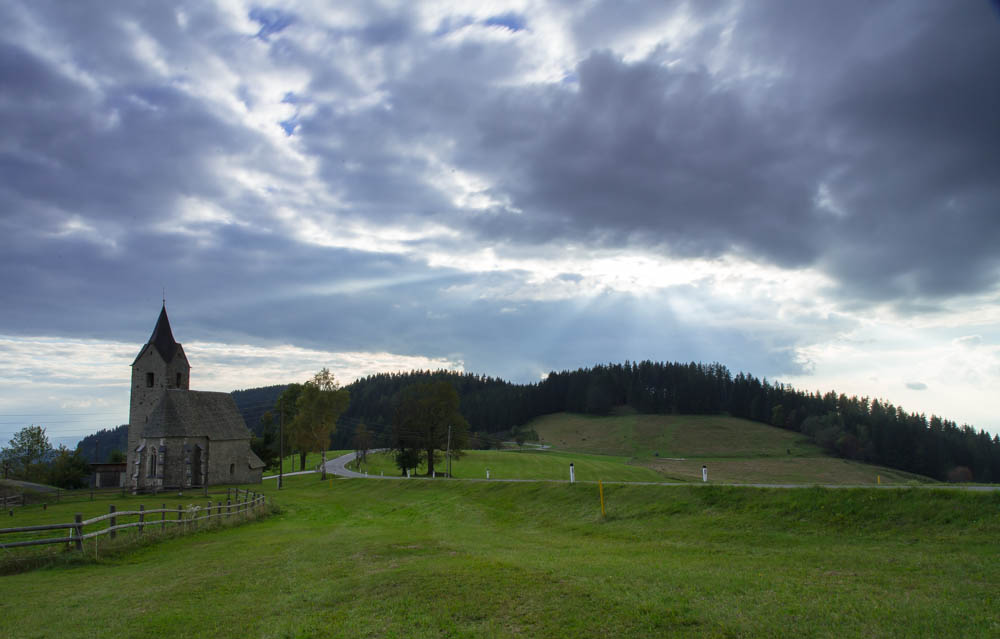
xmin=207 ymin=439 xmax=262 ymax=484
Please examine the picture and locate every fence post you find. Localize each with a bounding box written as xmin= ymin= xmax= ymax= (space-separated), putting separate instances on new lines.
xmin=139 ymin=504 xmax=145 ymax=534
xmin=74 ymin=514 xmax=83 ymax=551
xmin=226 ymin=499 xmax=231 ymax=519
xmin=110 ymin=504 xmax=117 ymax=540
xmin=161 ymin=503 xmax=166 ymax=531
xmin=177 ymin=504 xmax=182 ymax=529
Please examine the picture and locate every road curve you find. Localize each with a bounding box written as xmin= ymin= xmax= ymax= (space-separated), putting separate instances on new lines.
xmin=324 ymin=449 xmax=407 ymax=479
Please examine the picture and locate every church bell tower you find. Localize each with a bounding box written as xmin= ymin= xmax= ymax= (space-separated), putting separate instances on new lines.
xmin=125 ymin=304 xmax=191 ymax=479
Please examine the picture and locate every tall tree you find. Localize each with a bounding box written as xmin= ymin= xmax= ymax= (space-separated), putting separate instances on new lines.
xmin=0 ymin=425 xmax=52 ymax=481
xmin=393 ymin=381 xmax=468 ymax=477
xmin=292 ymin=369 xmax=350 ymax=479
xmin=276 ymin=383 xmax=305 ymax=469
xmin=47 ymin=445 xmax=90 ymax=489
xmin=353 ymin=422 xmax=373 ymax=467
xmin=251 ymin=411 xmax=280 ymax=470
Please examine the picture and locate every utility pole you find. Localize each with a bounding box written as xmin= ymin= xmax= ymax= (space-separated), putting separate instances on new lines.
xmin=278 ymin=398 xmax=284 ymax=490
xmin=446 ymin=423 xmax=452 ymax=478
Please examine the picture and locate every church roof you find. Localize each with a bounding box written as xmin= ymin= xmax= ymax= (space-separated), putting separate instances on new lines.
xmin=143 ymin=390 xmax=252 ymax=440
xmin=133 ymin=304 xmax=182 ymax=365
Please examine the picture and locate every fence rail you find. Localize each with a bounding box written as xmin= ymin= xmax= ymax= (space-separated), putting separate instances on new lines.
xmin=0 ymin=488 xmax=267 ymax=552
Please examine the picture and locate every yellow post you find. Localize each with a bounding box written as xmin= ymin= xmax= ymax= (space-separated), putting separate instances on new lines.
xmin=599 ymin=480 xmax=605 ymax=517
xmin=877 ymin=475 xmax=881 ymax=485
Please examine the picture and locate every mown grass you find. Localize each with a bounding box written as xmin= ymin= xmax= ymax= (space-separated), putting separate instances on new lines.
xmin=353 ymin=449 xmax=664 ymax=482
xmin=0 ymin=485 xmax=272 ymax=574
xmin=647 ymin=456 xmax=930 ymax=485
xmin=531 ymin=412 xmax=933 ymax=485
xmin=1 ymin=476 xmax=997 ymax=638
xmin=532 ymin=412 xmax=822 ymax=458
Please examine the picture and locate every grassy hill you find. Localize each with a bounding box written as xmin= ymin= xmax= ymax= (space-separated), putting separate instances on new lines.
xmin=2 ymin=475 xmax=998 ymax=637
xmin=530 ymin=411 xmax=933 ymax=485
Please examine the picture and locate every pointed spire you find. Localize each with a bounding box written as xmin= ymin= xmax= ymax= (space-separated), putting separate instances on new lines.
xmin=148 ymin=303 xmax=180 ymax=362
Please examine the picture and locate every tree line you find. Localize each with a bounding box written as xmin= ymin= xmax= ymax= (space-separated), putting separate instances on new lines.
xmin=325 ymin=362 xmax=1000 ymax=482
xmin=67 ymin=359 xmax=1000 ymax=485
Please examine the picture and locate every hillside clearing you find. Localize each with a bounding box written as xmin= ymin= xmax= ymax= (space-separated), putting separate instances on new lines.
xmin=530 ymin=412 xmax=933 ymax=485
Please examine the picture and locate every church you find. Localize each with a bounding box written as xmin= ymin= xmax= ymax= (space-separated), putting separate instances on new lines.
xmin=126 ymin=305 xmax=264 ymax=491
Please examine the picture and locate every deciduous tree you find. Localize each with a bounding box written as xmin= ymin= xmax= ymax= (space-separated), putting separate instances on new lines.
xmin=292 ymin=369 xmax=350 ymax=479
xmin=392 ymin=381 xmax=468 ymax=477
xmin=0 ymin=425 xmax=52 ymax=481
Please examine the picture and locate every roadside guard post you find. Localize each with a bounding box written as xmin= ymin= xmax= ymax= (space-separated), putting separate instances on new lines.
xmin=570 ymin=463 xmax=575 ymax=484
xmin=702 ymin=465 xmax=708 ymax=482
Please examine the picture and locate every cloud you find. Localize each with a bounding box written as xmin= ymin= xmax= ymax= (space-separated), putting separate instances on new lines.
xmin=955 ymin=335 xmax=983 ymax=348
xmin=905 ymin=382 xmax=928 ymax=391
xmin=1 ymin=0 xmax=998 ymax=438
xmin=0 ymin=334 xmax=464 ymax=441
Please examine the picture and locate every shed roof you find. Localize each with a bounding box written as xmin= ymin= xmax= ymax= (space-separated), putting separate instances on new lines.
xmin=143 ymin=390 xmax=251 ymax=440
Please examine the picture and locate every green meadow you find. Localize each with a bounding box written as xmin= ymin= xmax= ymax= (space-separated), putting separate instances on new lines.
xmin=531 ymin=412 xmax=931 ymax=485
xmin=351 ymin=412 xmax=933 ymax=486
xmin=2 ymin=475 xmax=998 ymax=638
xmin=4 ymin=413 xmax=995 ymax=637
xmin=352 ymin=448 xmax=664 ymax=482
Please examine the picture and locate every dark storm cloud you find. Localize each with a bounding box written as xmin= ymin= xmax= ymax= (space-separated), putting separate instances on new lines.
xmin=1 ymin=0 xmax=998 ymax=381
xmin=464 ymin=51 xmax=829 ymax=267
xmin=285 ymin=0 xmax=1000 ymax=304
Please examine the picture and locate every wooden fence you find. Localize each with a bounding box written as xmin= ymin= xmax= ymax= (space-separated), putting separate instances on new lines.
xmin=0 ymin=488 xmax=267 ymax=551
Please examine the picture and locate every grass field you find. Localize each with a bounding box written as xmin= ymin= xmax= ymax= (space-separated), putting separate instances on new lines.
xmin=533 ymin=412 xmax=823 ymax=458
xmin=2 ymin=476 xmax=998 ymax=637
xmin=353 ymin=449 xmax=664 ymax=482
xmin=531 ymin=412 xmax=932 ymax=485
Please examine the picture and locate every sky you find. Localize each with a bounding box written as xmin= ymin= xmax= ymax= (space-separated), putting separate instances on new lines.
xmin=1 ymin=0 xmax=999 ymax=447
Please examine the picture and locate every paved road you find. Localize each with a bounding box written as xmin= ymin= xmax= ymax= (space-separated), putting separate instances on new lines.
xmin=262 ymin=469 xmax=319 ymax=480
xmin=324 ymin=449 xmax=407 ymax=479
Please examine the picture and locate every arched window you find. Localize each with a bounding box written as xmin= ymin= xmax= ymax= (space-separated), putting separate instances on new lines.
xmin=149 ymin=450 xmax=157 ymax=478
xmin=146 ymin=372 xmax=154 ymax=387
xmin=176 ymin=372 xmax=182 ymax=387
xmin=229 ymin=463 xmax=235 ymax=475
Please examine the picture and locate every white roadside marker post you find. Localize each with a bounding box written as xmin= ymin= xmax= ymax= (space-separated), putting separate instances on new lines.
xmin=702 ymin=465 xmax=708 ymax=483
xmin=569 ymin=463 xmax=575 ymax=484
xmin=486 ymin=468 xmax=490 ymax=480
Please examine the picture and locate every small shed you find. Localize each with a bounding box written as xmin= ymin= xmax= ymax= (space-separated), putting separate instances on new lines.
xmin=90 ymin=462 xmax=126 ymax=488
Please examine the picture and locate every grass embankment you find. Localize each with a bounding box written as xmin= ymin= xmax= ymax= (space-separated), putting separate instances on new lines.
xmin=0 ymin=485 xmax=272 ymax=574
xmin=1 ymin=476 xmax=998 ymax=637
xmin=532 ymin=412 xmax=932 ymax=485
